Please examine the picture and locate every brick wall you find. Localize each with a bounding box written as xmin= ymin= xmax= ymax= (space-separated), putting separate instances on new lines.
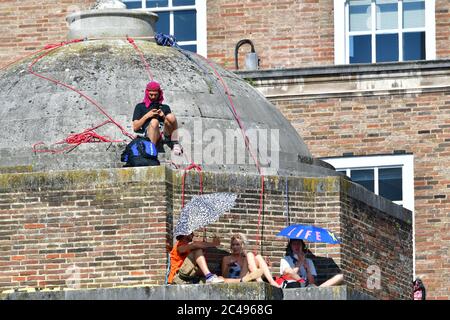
xmin=270 ymin=90 xmax=449 ymax=299
xmin=207 ymin=0 xmax=334 ymax=70
xmin=436 ymin=0 xmax=450 ymax=59
xmin=0 ymin=167 xmax=170 ymax=289
xmin=340 ymin=181 xmax=413 ymax=300
xmin=168 ymin=171 xmax=344 ymax=283
xmin=0 ymin=167 xmax=412 ymax=299
xmin=1 ymin=1 xmax=450 ymax=70
xmin=0 ymin=0 xmax=93 ymax=68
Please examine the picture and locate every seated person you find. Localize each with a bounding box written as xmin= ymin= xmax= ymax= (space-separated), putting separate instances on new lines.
xmin=132 ymin=81 xmax=182 ymax=155
xmin=221 ymin=233 xmax=280 ymax=288
xmin=413 ymin=278 xmax=426 ymax=300
xmin=168 ymin=232 xmax=224 ymax=284
xmin=280 ymin=239 xmax=343 ymax=287
xmin=169 ymin=232 xmax=263 ymax=285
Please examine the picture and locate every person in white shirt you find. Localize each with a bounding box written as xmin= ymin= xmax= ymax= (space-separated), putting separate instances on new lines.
xmin=280 ymin=239 xmax=343 ymax=287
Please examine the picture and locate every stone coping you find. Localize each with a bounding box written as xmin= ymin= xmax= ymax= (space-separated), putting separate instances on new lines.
xmin=66 ymin=9 xmax=159 ymax=23
xmin=235 ymin=59 xmax=450 ymax=79
xmin=0 ymin=166 xmax=412 ymax=224
xmin=1 ymin=283 xmax=375 ymax=300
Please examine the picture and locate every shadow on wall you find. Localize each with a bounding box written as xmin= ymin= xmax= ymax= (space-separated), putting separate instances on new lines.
xmin=308 ymin=252 xmax=342 ymax=286
xmin=204 ymin=248 xmax=230 ymax=275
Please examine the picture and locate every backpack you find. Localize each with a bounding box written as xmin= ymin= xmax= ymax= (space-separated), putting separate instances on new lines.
xmin=121 ymin=137 xmax=160 ymax=167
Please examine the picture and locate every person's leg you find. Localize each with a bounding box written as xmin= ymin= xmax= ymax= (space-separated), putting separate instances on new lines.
xmin=241 ymin=269 xmax=264 ymax=282
xmin=146 ymin=118 xmax=161 ymax=145
xmin=223 ymin=278 xmax=241 ymax=283
xmin=246 ymin=252 xmax=258 ymax=273
xmin=173 ymin=252 xmax=200 ymax=284
xmin=163 ymin=113 xmax=178 ymax=141
xmin=253 ymin=254 xmax=281 ymax=288
xmin=319 ymin=274 xmax=344 ymax=287
xmin=163 ymin=113 xmax=182 ymax=155
xmin=246 ymin=252 xmax=279 ymax=287
xmin=192 ymin=248 xmax=215 ymax=277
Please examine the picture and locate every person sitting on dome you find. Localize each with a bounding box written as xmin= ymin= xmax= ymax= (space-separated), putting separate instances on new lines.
xmin=132 ymin=81 xmax=183 ymax=156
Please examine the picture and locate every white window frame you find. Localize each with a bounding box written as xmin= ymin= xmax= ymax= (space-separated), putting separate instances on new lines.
xmin=321 ymin=154 xmax=414 ymax=212
xmin=334 ymin=0 xmax=435 ymax=64
xmin=123 ymin=0 xmax=207 ymax=57
xmin=323 ymin=153 xmax=416 ymax=278
xmin=322 ymin=153 xmax=415 ymax=278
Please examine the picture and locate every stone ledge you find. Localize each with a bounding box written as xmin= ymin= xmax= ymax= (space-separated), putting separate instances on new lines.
xmin=235 ymin=59 xmax=450 ymax=79
xmin=0 ymin=166 xmax=166 ymax=192
xmin=341 ymin=179 xmax=412 ymax=224
xmin=0 ymin=165 xmax=411 ymax=224
xmin=1 ymin=283 xmax=374 ymax=300
xmin=282 ymin=285 xmax=375 ymax=300
xmin=236 ymin=59 xmax=450 ymax=100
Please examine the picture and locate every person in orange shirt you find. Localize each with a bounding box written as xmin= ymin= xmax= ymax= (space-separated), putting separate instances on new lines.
xmin=168 ymin=232 xmax=224 ymax=284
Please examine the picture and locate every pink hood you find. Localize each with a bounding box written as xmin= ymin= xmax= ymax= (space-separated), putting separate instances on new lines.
xmin=143 ymin=81 xmax=164 ymax=108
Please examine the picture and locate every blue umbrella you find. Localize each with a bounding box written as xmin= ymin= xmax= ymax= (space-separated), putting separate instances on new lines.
xmin=277 ymin=224 xmax=340 ymax=244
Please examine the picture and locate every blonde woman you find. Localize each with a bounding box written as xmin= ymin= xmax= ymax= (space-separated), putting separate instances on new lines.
xmin=221 ymin=233 xmax=281 ymax=288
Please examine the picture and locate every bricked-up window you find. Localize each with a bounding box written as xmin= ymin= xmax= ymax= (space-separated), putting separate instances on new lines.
xmin=325 ymin=154 xmax=414 ymax=212
xmin=333 ymin=0 xmax=436 ymax=64
xmin=122 ymin=0 xmax=207 ymax=56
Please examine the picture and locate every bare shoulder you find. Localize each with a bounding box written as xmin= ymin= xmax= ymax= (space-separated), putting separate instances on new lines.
xmin=222 ymin=255 xmax=231 ymax=264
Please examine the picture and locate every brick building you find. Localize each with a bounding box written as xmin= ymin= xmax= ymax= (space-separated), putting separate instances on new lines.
xmin=0 ymin=0 xmax=448 ymax=299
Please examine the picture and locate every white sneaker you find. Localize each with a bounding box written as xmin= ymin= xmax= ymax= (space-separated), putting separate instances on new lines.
xmin=205 ymin=274 xmax=224 ymax=284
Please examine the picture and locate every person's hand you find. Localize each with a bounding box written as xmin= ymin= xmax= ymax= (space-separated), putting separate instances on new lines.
xmin=157 ymin=109 xmax=165 ymax=119
xmin=264 ymin=256 xmax=272 ymax=267
xmin=303 ymin=261 xmax=309 ymax=272
xmin=145 ymin=109 xmax=159 ymax=119
xmin=296 ymin=254 xmax=306 ymax=267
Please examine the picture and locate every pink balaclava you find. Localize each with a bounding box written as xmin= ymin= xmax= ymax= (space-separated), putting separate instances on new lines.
xmin=143 ymin=81 xmax=164 ymax=108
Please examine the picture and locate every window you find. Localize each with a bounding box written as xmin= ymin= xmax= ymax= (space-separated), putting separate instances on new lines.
xmin=122 ymin=0 xmax=207 ymax=56
xmin=334 ymin=0 xmax=435 ymax=64
xmin=321 ymin=154 xmax=414 ymax=212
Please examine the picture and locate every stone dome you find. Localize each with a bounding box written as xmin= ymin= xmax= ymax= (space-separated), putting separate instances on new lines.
xmin=0 ymin=9 xmax=336 ymax=176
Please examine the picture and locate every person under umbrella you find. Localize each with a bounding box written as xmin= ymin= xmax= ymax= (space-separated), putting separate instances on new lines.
xmin=168 ymin=232 xmax=224 ymax=284
xmin=277 ymin=224 xmax=343 ymax=287
xmin=168 ymin=192 xmax=263 ymax=284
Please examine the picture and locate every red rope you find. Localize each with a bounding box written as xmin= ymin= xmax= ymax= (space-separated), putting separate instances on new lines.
xmin=126 ymin=38 xmax=206 ymax=215
xmin=181 ymin=163 xmax=203 ymax=208
xmin=199 ymin=57 xmax=262 ymax=175
xmin=127 ymin=37 xmax=154 ymax=81
xmin=127 ymin=38 xmax=209 ymax=249
xmin=196 ymin=54 xmax=265 ymax=252
xmin=28 ymin=39 xmax=135 ymax=153
xmin=33 ymin=120 xmax=123 ymax=154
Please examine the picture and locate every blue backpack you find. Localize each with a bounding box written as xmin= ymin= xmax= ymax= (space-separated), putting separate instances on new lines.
xmin=121 ymin=137 xmax=159 ymax=167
